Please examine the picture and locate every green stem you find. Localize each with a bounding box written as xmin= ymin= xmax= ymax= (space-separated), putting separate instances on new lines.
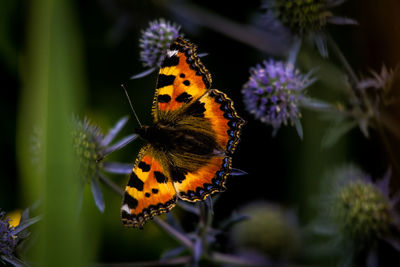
xmin=95 ymin=256 xmax=191 ymax=266
xmin=163 ymin=3 xmax=285 ymax=55
xmin=376 ymin=120 xmax=400 ymax=176
xmin=210 ymin=252 xmax=270 ymax=266
xmin=98 ymin=173 xmax=123 ymax=196
xmin=326 ymin=34 xmax=359 ymax=86
xmin=153 ymin=217 xmax=194 ymax=251
xmin=327 ymin=34 xmax=375 ymax=119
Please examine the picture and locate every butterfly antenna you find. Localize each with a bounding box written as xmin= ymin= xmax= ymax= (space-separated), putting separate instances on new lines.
xmin=121 ymin=84 xmax=143 ymax=128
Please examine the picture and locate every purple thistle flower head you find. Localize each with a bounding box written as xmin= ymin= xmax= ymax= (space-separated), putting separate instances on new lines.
xmin=139 ymin=18 xmax=181 ymax=68
xmin=242 ymin=59 xmax=314 ymax=136
xmin=0 ymin=212 xmax=18 ymax=259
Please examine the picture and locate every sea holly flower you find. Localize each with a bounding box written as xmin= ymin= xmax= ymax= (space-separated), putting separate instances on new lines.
xmin=308 ymin=165 xmax=400 ymax=264
xmin=131 ymin=18 xmax=181 ymax=79
xmin=242 ymin=59 xmax=316 ymax=138
xmin=0 ymin=209 xmax=40 ymax=267
xmin=262 ymin=0 xmax=357 ymax=57
xmin=72 ymin=116 xmax=137 ymax=212
xmin=231 ymin=202 xmax=299 ymax=260
xmin=0 ymin=212 xmax=18 ymax=264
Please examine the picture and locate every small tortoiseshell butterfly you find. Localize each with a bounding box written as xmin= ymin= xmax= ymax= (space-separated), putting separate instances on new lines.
xmin=121 ymin=37 xmax=245 ymax=228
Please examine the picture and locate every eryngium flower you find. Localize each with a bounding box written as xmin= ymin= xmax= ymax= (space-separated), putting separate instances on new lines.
xmin=72 ymin=118 xmax=104 ymax=184
xmin=266 ymin=0 xmax=328 ymax=35
xmin=72 ymin=116 xmax=137 ymax=212
xmin=323 ymin=166 xmax=400 ymax=249
xmin=0 ymin=208 xmax=40 ymax=266
xmin=334 ymin=180 xmax=392 ymax=243
xmin=139 ymin=18 xmax=181 ymax=68
xmin=231 ymin=202 xmax=299 ymax=259
xmin=330 ymin=167 xmax=395 ymax=244
xmin=242 ymin=59 xmax=314 ymax=136
xmin=0 ymin=212 xmax=18 ymax=260
xmin=262 ymin=0 xmax=356 ymax=56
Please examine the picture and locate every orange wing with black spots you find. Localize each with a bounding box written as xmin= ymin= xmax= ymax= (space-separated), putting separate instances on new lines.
xmin=152 ymin=37 xmax=212 ymax=122
xmin=173 ymin=89 xmax=245 ymax=201
xmin=121 ymin=145 xmax=177 ymax=228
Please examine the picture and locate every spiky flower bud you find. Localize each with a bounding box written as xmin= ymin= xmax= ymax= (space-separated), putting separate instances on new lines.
xmin=72 ymin=118 xmax=104 ymax=184
xmin=333 ymin=179 xmax=392 ymax=243
xmin=242 ymin=59 xmax=314 ymax=135
xmin=268 ymin=0 xmax=328 ymax=35
xmin=231 ymin=202 xmax=299 ymax=259
xmin=71 ymin=116 xmax=136 ymax=212
xmin=262 ymin=0 xmax=356 ymax=57
xmin=139 ymin=18 xmax=181 ymax=68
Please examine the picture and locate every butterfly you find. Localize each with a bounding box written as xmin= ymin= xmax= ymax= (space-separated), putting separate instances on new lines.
xmin=121 ymin=37 xmax=245 ymax=228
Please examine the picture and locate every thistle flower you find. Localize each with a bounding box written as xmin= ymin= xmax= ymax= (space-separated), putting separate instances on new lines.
xmin=262 ymin=0 xmax=357 ymax=57
xmin=242 ymin=59 xmax=315 ymax=137
xmin=139 ymin=18 xmax=181 ymax=68
xmin=72 ymin=116 xmax=137 ymax=212
xmin=330 ymin=166 xmax=400 ymax=244
xmin=0 ymin=212 xmax=18 ymax=261
xmin=309 ymin=165 xmax=400 ymax=264
xmin=0 ymin=209 xmax=40 ymax=266
xmin=231 ymin=202 xmax=299 ymax=260
xmin=131 ymin=19 xmax=182 ymax=79
xmin=333 ymin=178 xmax=392 ymax=244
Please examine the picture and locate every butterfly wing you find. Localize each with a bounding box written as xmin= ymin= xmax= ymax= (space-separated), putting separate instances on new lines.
xmin=151 ymin=37 xmax=212 ymax=122
xmin=121 ymin=145 xmax=177 ymax=228
xmin=172 ymin=89 xmax=245 ymax=201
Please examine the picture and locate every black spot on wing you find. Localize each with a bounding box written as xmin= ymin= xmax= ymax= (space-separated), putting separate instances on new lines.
xmin=171 ymin=167 xmax=187 ymax=183
xmin=145 ymin=192 xmax=151 ymax=198
xmin=156 ymin=74 xmax=175 ymax=89
xmin=152 ymin=188 xmax=159 ymax=194
xmin=175 ymin=92 xmax=193 ymax=103
xmin=127 ymin=172 xmax=144 ymax=191
xmin=138 ymin=161 xmax=151 ymax=172
xmin=185 ymin=100 xmax=206 ymax=118
xmin=161 ymin=54 xmax=179 ymax=68
xmin=183 ymin=80 xmax=190 ymax=86
xmin=158 ymin=94 xmax=171 ymax=103
xmin=123 ymin=192 xmax=138 ymax=209
xmin=154 ymin=171 xmax=168 ymax=183
xmin=179 ymin=73 xmax=185 ymax=78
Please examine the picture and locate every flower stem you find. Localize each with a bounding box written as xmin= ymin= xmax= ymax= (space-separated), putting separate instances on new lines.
xmin=153 ymin=217 xmax=194 ymax=250
xmin=376 ymin=120 xmax=400 ymax=176
xmin=327 ymin=34 xmax=375 ymax=122
xmin=210 ymin=252 xmax=270 ymax=266
xmin=164 ymin=3 xmax=286 ymax=55
xmin=326 ymin=34 xmax=359 ymax=86
xmin=98 ymin=173 xmax=123 ymax=196
xmin=95 ymin=256 xmax=191 ymax=266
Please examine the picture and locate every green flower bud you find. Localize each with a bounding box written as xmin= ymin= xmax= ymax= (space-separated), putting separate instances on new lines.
xmin=231 ymin=202 xmax=299 ymax=259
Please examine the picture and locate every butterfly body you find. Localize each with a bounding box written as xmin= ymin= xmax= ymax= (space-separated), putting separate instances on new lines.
xmin=122 ymin=37 xmax=245 ymax=228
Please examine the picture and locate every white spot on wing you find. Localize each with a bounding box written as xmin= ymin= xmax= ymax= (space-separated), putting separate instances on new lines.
xmin=167 ymin=49 xmax=178 ymax=58
xmin=121 ymin=204 xmax=131 ymax=213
